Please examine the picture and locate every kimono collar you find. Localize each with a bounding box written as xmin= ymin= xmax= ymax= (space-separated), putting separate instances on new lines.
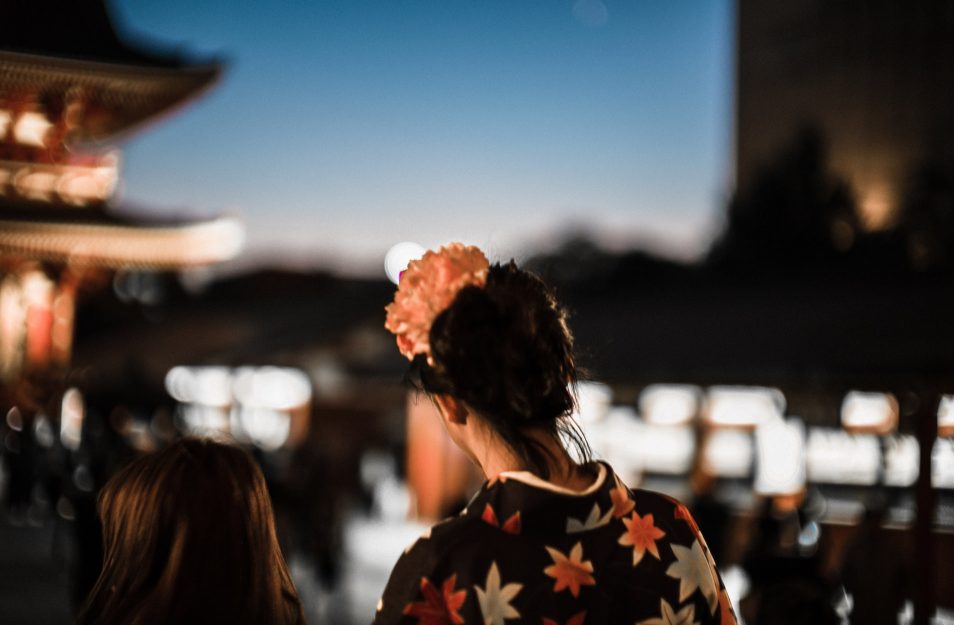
xmin=497 ymin=462 xmax=607 ymax=496
xmin=464 ymin=462 xmax=633 ymax=538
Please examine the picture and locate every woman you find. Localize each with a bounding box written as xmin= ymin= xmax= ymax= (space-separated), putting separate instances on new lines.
xmin=376 ymin=243 xmax=737 ymax=625
xmin=74 ymin=437 xmax=305 ymax=625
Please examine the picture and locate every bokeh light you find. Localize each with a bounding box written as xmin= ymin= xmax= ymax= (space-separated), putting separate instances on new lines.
xmin=384 ymin=242 xmax=425 ymax=285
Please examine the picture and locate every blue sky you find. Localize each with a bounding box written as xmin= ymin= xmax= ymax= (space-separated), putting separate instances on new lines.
xmin=114 ymin=0 xmax=733 ymax=275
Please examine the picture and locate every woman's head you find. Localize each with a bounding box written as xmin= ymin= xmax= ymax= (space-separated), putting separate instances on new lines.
xmin=386 ymin=245 xmax=589 ymax=478
xmin=75 ymin=437 xmax=303 ymax=625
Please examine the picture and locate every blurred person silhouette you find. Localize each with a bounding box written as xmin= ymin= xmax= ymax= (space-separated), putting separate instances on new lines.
xmin=2 ymin=409 xmax=38 ymax=522
xmin=68 ymin=404 xmax=138 ymax=607
xmin=756 ymin=580 xmax=840 ymax=625
xmin=688 ymin=425 xmax=731 ymax=565
xmin=374 ymin=244 xmax=737 ymax=625
xmin=74 ymin=437 xmax=305 ymax=625
xmin=740 ymin=495 xmax=837 ymax=624
xmin=282 ymin=431 xmax=344 ymax=588
xmin=840 ymin=499 xmax=910 ymax=625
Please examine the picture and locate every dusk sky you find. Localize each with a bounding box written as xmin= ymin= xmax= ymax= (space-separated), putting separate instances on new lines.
xmin=114 ymin=0 xmax=733 ymax=275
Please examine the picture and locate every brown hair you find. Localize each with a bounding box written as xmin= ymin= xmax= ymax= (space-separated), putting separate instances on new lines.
xmin=75 ymin=437 xmax=304 ymax=625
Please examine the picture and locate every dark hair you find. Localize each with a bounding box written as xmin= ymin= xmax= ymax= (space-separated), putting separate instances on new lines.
xmin=75 ymin=438 xmax=304 ymax=625
xmin=411 ymin=261 xmax=590 ymax=478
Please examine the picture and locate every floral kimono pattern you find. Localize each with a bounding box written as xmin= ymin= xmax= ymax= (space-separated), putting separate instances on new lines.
xmin=372 ymin=462 xmax=738 ymax=625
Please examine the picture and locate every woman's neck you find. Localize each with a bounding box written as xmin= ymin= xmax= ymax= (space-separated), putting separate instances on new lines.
xmin=479 ymin=428 xmax=593 ymax=491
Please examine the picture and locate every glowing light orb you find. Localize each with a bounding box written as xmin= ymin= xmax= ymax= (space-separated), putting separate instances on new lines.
xmin=384 ymin=242 xmax=425 ymax=285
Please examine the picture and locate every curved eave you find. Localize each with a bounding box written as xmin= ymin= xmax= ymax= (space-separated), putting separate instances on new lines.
xmin=0 ymin=50 xmax=221 ymax=141
xmin=0 ymin=216 xmax=244 ymax=270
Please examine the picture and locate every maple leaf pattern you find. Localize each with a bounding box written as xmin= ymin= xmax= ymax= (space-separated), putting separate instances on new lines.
xmin=404 ymin=526 xmax=433 ymax=554
xmin=475 ymin=562 xmax=522 ymax=625
xmin=482 ymin=504 xmax=522 ymax=534
xmin=372 ymin=465 xmax=737 ymax=625
xmin=618 ymin=511 xmax=665 ymax=566
xmin=610 ymin=479 xmax=635 ymax=518
xmin=566 ymin=503 xmax=613 ymax=534
xmin=543 ymin=542 xmax=596 ymax=598
xmin=673 ymin=503 xmax=702 ymax=538
xmin=666 ymin=541 xmax=719 ymax=614
xmin=542 ymin=610 xmax=587 ymax=625
xmin=674 ymin=503 xmax=723 ymax=580
xmin=636 ymin=599 xmax=699 ymax=625
xmin=402 ymin=574 xmax=467 ymax=625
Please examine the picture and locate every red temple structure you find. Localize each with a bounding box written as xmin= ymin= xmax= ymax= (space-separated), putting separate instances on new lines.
xmin=0 ymin=1 xmax=243 ymax=406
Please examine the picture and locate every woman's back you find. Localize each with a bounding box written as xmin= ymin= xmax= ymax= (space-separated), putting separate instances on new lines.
xmin=374 ymin=463 xmax=735 ymax=625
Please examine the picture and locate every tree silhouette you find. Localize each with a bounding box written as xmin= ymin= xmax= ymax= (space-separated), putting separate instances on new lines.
xmin=708 ymin=128 xmax=857 ymax=273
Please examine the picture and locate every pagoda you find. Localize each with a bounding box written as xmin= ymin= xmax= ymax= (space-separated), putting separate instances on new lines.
xmin=0 ymin=1 xmax=243 ymax=406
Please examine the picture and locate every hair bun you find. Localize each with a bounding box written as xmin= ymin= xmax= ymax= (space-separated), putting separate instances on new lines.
xmin=428 ymin=262 xmax=575 ymax=427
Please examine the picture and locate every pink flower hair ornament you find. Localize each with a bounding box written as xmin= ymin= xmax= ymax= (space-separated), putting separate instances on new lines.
xmin=384 ymin=243 xmax=490 ymax=364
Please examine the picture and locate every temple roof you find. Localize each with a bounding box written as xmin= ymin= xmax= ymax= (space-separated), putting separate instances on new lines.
xmin=0 ymin=199 xmax=244 ymax=269
xmin=2 ymin=0 xmax=186 ymax=67
xmin=0 ymin=0 xmax=221 ymax=140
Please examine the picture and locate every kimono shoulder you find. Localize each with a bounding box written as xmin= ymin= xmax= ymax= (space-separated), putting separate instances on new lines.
xmin=372 ymin=465 xmax=738 ymax=625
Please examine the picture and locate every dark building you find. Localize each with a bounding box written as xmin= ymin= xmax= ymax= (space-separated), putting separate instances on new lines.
xmin=735 ymin=0 xmax=954 ymax=230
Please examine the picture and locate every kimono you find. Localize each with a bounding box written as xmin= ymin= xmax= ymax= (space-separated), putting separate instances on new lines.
xmin=372 ymin=462 xmax=738 ymax=625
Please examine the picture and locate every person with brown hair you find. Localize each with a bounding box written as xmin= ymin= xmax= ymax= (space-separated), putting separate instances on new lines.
xmin=74 ymin=437 xmax=305 ymax=625
xmin=375 ymin=243 xmax=738 ymax=625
